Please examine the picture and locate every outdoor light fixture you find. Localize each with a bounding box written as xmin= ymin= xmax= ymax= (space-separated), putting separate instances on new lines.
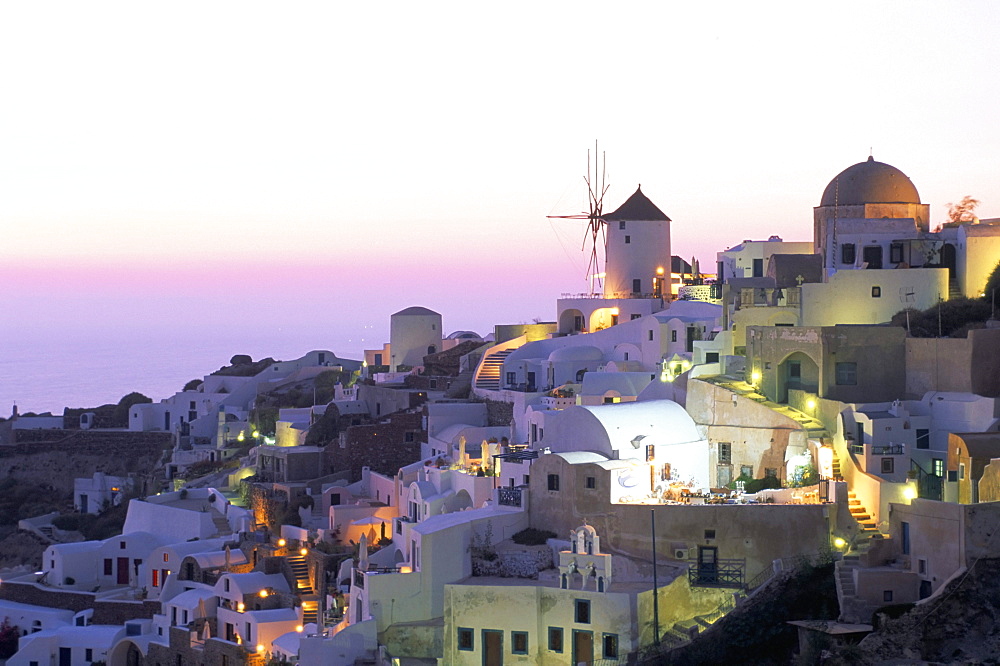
xmin=277 ymin=539 xmax=286 ymax=547
xmin=807 ymin=398 xmax=817 ymax=410
xmin=237 ymin=602 xmax=245 ymax=612
xmin=256 ymin=644 xmax=265 ymax=653
xmin=300 ymin=548 xmax=308 ymax=556
xmin=296 ymin=625 xmax=304 ymax=633
xmin=259 ymin=589 xmax=269 ymax=598
xmin=833 ymin=537 xmax=846 ymax=549
xmin=751 ymin=371 xmax=761 ymax=384
xmin=237 ymin=431 xmax=245 ymax=442
xmin=903 ymin=485 xmax=918 ymax=501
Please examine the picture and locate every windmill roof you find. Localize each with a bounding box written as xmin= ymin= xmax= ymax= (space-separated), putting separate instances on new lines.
xmin=602 ymin=186 xmax=670 ymax=222
xmin=393 ymin=306 xmax=440 ymax=317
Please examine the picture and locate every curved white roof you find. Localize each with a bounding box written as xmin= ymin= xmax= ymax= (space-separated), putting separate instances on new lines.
xmin=548 ymin=345 xmax=603 ymax=362
xmin=553 ymin=451 xmax=608 ymax=465
xmin=580 ymin=400 xmax=701 ymax=446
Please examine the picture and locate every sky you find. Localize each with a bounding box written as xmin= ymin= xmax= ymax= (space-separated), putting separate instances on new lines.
xmin=3 ymin=1 xmax=1000 ymax=404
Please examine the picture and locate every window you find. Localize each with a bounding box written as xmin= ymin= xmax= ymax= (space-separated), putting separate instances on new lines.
xmin=631 ymin=313 xmax=641 ymax=320
xmin=625 ymin=235 xmax=631 ymax=244
xmin=457 ymin=627 xmax=474 ymax=650
xmin=404 ymin=432 xmax=415 ymax=442
xmin=547 ymin=474 xmax=560 ymax=492
xmin=632 ymin=278 xmax=642 ymax=293
xmin=671 ymin=330 xmax=677 ymax=343
xmin=835 ymin=362 xmax=857 ymax=386
xmin=619 ymin=221 xmax=625 ymax=230
xmin=585 ymin=476 xmax=596 ymax=489
xmin=718 ymin=442 xmax=732 ymax=465
xmin=871 ymin=286 xmax=881 ymax=298
xmin=901 ymin=522 xmax=910 ymax=554
xmin=646 ymin=444 xmax=655 ymax=462
xmin=890 ymin=242 xmax=904 ymax=264
xmin=648 ymin=330 xmax=654 ymax=341
xmin=603 ymin=633 xmax=619 ymax=659
xmin=505 ymin=372 xmax=516 ymax=386
xmin=120 ymin=541 xmax=127 ymax=549
xmin=574 ymin=599 xmax=591 ymax=624
xmin=916 ymin=429 xmax=930 ymax=450
xmin=706 ymin=352 xmax=720 ymax=363
xmin=152 ymin=570 xmax=159 ymax=587
xmin=86 ymin=648 xmax=93 ymax=661
xmin=883 ymin=590 xmax=893 ymax=602
xmin=548 ymin=627 xmax=564 ymax=652
xmin=933 ymin=459 xmax=944 ymax=477
xmin=752 ymin=258 xmax=764 ymax=278
xmin=842 ymin=243 xmax=856 ymax=264
xmin=765 ymin=468 xmax=778 ymax=478
xmin=741 ymin=465 xmax=753 ymax=478
xmin=512 ymin=631 xmax=528 ymax=654
xmin=918 ymin=559 xmax=927 ymax=575
xmin=881 ymin=458 xmax=894 ymax=474
xmin=959 ymin=463 xmax=966 ymax=480
xmin=104 ymin=559 xmax=113 ymax=576
xmin=163 ymin=553 xmax=169 ymax=562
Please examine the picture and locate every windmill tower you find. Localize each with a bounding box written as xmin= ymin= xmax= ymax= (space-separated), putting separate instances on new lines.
xmin=549 ymin=145 xmax=672 ymax=300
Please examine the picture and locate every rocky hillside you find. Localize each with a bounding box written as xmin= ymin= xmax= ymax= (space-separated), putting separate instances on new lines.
xmin=831 ymin=558 xmax=1000 ymax=664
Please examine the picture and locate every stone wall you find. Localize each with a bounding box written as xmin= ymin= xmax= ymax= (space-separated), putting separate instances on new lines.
xmin=334 ymin=412 xmax=424 ymax=480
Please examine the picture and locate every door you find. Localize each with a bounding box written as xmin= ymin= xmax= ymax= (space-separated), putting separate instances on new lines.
xmin=117 ymin=557 xmax=130 ymax=584
xmin=697 ymin=546 xmax=718 ymax=583
xmin=80 ymin=494 xmax=88 ymax=513
xmin=573 ymin=630 xmax=594 ymax=665
xmin=59 ymin=647 xmax=72 ymax=666
xmin=483 ymin=629 xmax=503 ymax=666
xmin=717 ymin=465 xmax=733 ymax=488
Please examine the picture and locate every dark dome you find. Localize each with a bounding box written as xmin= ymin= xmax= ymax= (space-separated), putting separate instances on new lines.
xmin=820 ymin=156 xmax=920 ymax=207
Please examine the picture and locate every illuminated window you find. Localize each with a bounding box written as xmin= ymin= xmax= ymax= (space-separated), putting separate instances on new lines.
xmin=842 ymin=243 xmax=856 ymax=264
xmin=548 ymin=627 xmax=564 ymax=652
xmin=646 ymin=444 xmax=655 ymax=462
xmin=163 ymin=553 xmax=169 ymax=562
xmin=835 ymin=362 xmax=857 ymax=386
xmin=457 ymin=628 xmax=474 ymax=650
xmin=512 ymin=631 xmax=528 ymax=654
xmin=933 ymin=459 xmax=944 ymax=477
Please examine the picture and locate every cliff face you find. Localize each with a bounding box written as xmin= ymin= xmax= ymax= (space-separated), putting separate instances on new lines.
xmin=0 ymin=429 xmax=171 ymax=492
xmin=837 ymin=558 xmax=1000 ymax=664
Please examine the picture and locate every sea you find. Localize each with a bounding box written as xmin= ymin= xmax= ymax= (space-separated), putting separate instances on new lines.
xmin=0 ymin=323 xmax=372 ymax=416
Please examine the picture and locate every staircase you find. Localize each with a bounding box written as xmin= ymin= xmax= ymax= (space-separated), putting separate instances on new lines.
xmin=301 ymin=599 xmax=319 ymax=625
xmin=831 ymin=452 xmax=843 ymax=481
xmin=286 ymin=555 xmax=313 ymax=594
xmin=836 ymin=491 xmax=888 ymax=623
xmin=211 ymin=512 xmax=231 ymax=537
xmin=948 ymin=279 xmax=962 ymax=300
xmin=474 ymin=348 xmax=516 ymax=390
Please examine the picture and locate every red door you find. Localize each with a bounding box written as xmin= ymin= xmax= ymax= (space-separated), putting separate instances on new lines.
xmin=117 ymin=557 xmax=130 ymax=585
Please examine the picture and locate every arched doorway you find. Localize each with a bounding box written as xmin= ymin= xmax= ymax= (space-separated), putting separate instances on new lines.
xmin=777 ymin=352 xmax=819 ymax=402
xmin=941 ymin=243 xmax=957 ymax=279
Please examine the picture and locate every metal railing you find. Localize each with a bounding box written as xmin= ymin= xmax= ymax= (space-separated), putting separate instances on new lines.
xmin=687 ymin=558 xmax=745 ymax=588
xmin=497 ymin=487 xmax=523 ymax=507
xmin=872 ymin=444 xmax=904 ymax=455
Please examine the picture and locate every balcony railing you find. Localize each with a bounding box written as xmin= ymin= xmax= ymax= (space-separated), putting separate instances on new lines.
xmin=872 ymin=444 xmax=904 ymax=455
xmin=687 ymin=558 xmax=746 ymax=589
xmin=497 ymin=487 xmax=523 ymax=508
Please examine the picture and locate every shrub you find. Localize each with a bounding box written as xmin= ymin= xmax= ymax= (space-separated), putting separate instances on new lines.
xmin=52 ymin=514 xmax=82 ymax=531
xmin=512 ymin=527 xmax=557 ymax=546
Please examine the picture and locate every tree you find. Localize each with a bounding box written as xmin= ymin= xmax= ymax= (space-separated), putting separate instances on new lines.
xmin=114 ymin=392 xmax=152 ymax=426
xmin=183 ymin=379 xmax=203 ymax=391
xmin=983 ymin=259 xmax=1000 ymax=309
xmin=230 ymin=354 xmax=253 ymax=365
xmin=946 ymin=195 xmax=980 ymax=225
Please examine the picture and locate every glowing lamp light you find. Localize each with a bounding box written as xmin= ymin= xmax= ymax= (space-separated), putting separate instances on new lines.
xmin=903 ymin=486 xmax=918 ymax=501
xmin=252 ymin=430 xmax=260 ymax=439
xmin=300 ymin=547 xmax=308 ymax=556
xmin=806 ymin=398 xmax=817 ymax=410
xmin=237 ymin=431 xmax=245 ymax=442
xmin=609 ymin=307 xmax=619 ymax=316
xmin=259 ymin=589 xmax=269 ymax=598
xmin=656 ymin=266 xmax=665 ymax=275
xmin=237 ymin=602 xmax=245 ymax=612
xmin=277 ymin=538 xmax=286 ymax=547
xmin=256 ymin=644 xmax=265 ymax=653
xmin=399 ymin=565 xmax=412 ymax=574
xmin=750 ymin=371 xmax=761 ymax=384
xmin=295 ymin=625 xmax=304 ymax=633
xmin=833 ymin=537 xmax=846 ymax=549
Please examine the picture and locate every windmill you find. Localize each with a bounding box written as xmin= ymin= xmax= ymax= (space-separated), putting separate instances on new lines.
xmin=548 ymin=142 xmax=610 ymax=296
